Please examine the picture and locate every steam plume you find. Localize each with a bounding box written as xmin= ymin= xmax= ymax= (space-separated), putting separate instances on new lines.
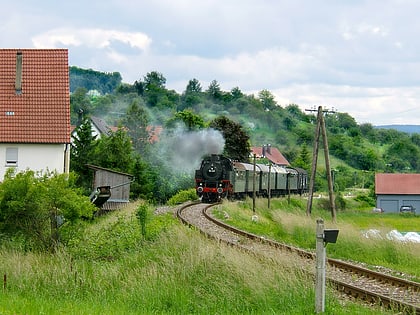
xmin=158 ymin=127 xmax=225 ymax=173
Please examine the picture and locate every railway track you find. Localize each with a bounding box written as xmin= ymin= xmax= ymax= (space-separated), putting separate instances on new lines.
xmin=176 ymin=202 xmax=420 ymax=314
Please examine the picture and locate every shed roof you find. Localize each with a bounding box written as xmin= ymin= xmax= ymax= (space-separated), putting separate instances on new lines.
xmin=375 ymin=173 xmax=420 ymax=195
xmin=0 ymin=49 xmax=70 ymax=143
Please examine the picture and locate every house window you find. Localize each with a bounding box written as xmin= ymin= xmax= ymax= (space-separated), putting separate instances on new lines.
xmin=6 ymin=147 xmax=18 ymax=166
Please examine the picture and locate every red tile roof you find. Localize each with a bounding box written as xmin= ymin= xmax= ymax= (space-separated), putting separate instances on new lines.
xmin=375 ymin=173 xmax=420 ymax=195
xmin=0 ymin=49 xmax=70 ymax=143
xmin=146 ymin=125 xmax=162 ymax=143
xmin=251 ymin=145 xmax=290 ymax=166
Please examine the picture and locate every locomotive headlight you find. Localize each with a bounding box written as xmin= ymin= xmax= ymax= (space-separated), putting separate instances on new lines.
xmin=217 ymin=187 xmax=223 ymax=194
xmin=197 ymin=187 xmax=203 ymax=193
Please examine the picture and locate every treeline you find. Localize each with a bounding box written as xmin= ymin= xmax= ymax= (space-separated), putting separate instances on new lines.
xmin=70 ymin=69 xmax=420 ymax=195
xmin=70 ymin=66 xmax=122 ymax=94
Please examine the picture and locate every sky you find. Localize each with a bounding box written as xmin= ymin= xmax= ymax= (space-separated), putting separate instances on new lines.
xmin=2 ymin=0 xmax=420 ymax=126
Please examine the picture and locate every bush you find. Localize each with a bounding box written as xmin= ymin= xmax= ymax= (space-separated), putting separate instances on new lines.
xmin=0 ymin=169 xmax=96 ymax=251
xmin=167 ymin=188 xmax=198 ymax=205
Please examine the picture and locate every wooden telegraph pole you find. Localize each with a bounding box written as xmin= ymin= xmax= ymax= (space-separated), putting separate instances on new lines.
xmin=306 ymin=106 xmax=336 ymax=223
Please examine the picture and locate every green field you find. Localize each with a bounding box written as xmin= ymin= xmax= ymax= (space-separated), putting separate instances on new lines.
xmin=0 ymin=199 xmax=412 ymax=314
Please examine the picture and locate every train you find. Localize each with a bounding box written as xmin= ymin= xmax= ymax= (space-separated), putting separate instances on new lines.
xmin=195 ymin=154 xmax=308 ymax=203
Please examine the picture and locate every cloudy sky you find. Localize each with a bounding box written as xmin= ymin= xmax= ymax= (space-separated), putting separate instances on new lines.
xmin=2 ymin=0 xmax=420 ymax=125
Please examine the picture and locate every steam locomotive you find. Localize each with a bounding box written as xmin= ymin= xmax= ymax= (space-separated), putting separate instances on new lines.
xmin=195 ymin=154 xmax=308 ymax=203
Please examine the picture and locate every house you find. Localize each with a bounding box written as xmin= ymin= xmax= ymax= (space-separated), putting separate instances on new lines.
xmin=250 ymin=144 xmax=290 ymax=166
xmin=91 ymin=116 xmax=117 ymax=139
xmin=87 ymin=164 xmax=134 ymax=210
xmin=375 ymin=173 xmax=420 ymax=214
xmin=0 ymin=49 xmax=71 ymax=180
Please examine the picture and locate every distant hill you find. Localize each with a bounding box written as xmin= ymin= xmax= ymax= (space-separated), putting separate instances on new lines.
xmin=375 ymin=125 xmax=420 ymax=134
xmin=70 ymin=66 xmax=122 ymax=94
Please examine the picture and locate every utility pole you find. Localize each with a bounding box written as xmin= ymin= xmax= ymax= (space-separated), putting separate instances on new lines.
xmin=305 ymin=106 xmax=336 ymax=223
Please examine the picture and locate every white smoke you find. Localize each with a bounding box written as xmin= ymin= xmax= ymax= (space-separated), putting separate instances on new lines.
xmin=158 ymin=127 xmax=225 ymax=173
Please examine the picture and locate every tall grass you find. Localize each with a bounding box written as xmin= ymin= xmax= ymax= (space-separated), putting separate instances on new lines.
xmin=214 ymin=197 xmax=420 ymax=280
xmin=0 ymin=201 xmax=393 ymax=314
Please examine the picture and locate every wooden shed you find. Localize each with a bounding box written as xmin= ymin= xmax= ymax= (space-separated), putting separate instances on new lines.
xmin=87 ymin=164 xmax=134 ymax=210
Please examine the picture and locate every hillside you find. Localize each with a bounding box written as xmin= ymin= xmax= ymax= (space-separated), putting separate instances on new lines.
xmin=69 ymin=68 xmax=420 ymax=198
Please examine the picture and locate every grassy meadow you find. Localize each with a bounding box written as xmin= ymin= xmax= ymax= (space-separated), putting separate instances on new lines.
xmin=0 ymin=199 xmax=406 ymax=314
xmin=213 ymin=196 xmax=420 ymax=280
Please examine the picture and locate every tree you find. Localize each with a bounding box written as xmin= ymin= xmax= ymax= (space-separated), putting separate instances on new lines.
xmin=258 ymin=89 xmax=277 ymax=111
xmin=144 ymin=71 xmax=166 ymax=90
xmin=70 ymin=117 xmax=97 ymax=192
xmin=210 ymin=116 xmax=250 ymax=161
xmin=123 ymin=99 xmax=150 ymax=153
xmin=185 ymin=78 xmax=202 ymax=93
xmin=230 ymin=87 xmax=243 ymax=100
xmin=165 ymin=109 xmax=205 ymax=131
xmin=206 ymin=80 xmax=223 ymax=101
xmin=181 ymin=79 xmax=203 ymax=108
xmin=293 ymin=143 xmax=311 ymax=171
xmin=92 ymin=128 xmax=135 ymax=173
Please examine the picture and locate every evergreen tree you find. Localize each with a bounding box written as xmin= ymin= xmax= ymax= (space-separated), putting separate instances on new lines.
xmin=293 ymin=143 xmax=311 ymax=171
xmin=70 ymin=117 xmax=97 ymax=191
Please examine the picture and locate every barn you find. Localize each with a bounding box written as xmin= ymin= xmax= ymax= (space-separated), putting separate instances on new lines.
xmin=375 ymin=173 xmax=420 ymax=214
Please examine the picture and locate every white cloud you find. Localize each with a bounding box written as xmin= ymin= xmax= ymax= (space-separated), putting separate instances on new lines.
xmin=32 ymin=28 xmax=151 ymax=51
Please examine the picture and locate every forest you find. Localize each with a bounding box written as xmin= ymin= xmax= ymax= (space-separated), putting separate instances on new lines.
xmin=69 ymin=66 xmax=420 ymax=203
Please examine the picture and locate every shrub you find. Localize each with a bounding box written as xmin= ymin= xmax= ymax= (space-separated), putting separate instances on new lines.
xmin=167 ymin=188 xmax=198 ymax=205
xmin=0 ymin=169 xmax=96 ymax=251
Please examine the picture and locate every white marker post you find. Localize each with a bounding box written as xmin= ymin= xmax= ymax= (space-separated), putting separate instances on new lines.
xmin=315 ymin=219 xmax=326 ymax=313
xmin=315 ymin=219 xmax=339 ymax=313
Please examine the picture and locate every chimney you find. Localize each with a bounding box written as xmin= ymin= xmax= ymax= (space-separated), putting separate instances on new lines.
xmin=262 ymin=145 xmax=266 ymax=157
xmin=267 ymin=144 xmax=271 ymax=154
xmin=15 ymin=51 xmax=22 ymax=95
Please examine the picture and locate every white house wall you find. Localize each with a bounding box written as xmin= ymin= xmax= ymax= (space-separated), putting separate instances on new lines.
xmin=0 ymin=143 xmax=69 ymax=180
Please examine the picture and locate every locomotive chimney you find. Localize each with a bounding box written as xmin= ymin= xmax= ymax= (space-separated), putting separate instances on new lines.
xmin=15 ymin=51 xmax=22 ymax=95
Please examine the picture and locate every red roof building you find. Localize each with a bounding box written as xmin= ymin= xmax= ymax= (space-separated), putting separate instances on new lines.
xmin=250 ymin=144 xmax=290 ymax=166
xmin=375 ymin=173 xmax=420 ymax=214
xmin=0 ymin=49 xmax=71 ymax=179
xmin=375 ymin=173 xmax=420 ymax=195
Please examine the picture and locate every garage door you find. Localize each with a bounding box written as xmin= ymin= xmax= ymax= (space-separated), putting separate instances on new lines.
xmin=379 ymin=200 xmax=398 ymax=213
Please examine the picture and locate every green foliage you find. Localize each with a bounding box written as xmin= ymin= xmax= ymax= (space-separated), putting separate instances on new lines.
xmin=92 ymin=128 xmax=135 ymax=173
xmin=167 ymin=188 xmax=198 ymax=205
xmin=66 ymin=204 xmax=176 ymax=260
xmin=0 ymin=170 xmax=95 ymax=251
xmin=69 ymin=67 xmax=420 ymax=202
xmin=354 ymin=192 xmax=376 ymax=207
xmin=70 ymin=117 xmax=97 ymax=192
xmin=335 ymin=192 xmax=347 ymax=211
xmin=69 ymin=66 xmax=122 ymax=94
xmin=210 ymin=115 xmax=251 ymax=161
xmin=136 ymin=203 xmax=148 ymax=238
xmin=123 ymin=99 xmax=150 ymax=153
xmin=165 ymin=109 xmax=206 ymax=131
xmin=293 ymin=142 xmax=311 ymax=171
